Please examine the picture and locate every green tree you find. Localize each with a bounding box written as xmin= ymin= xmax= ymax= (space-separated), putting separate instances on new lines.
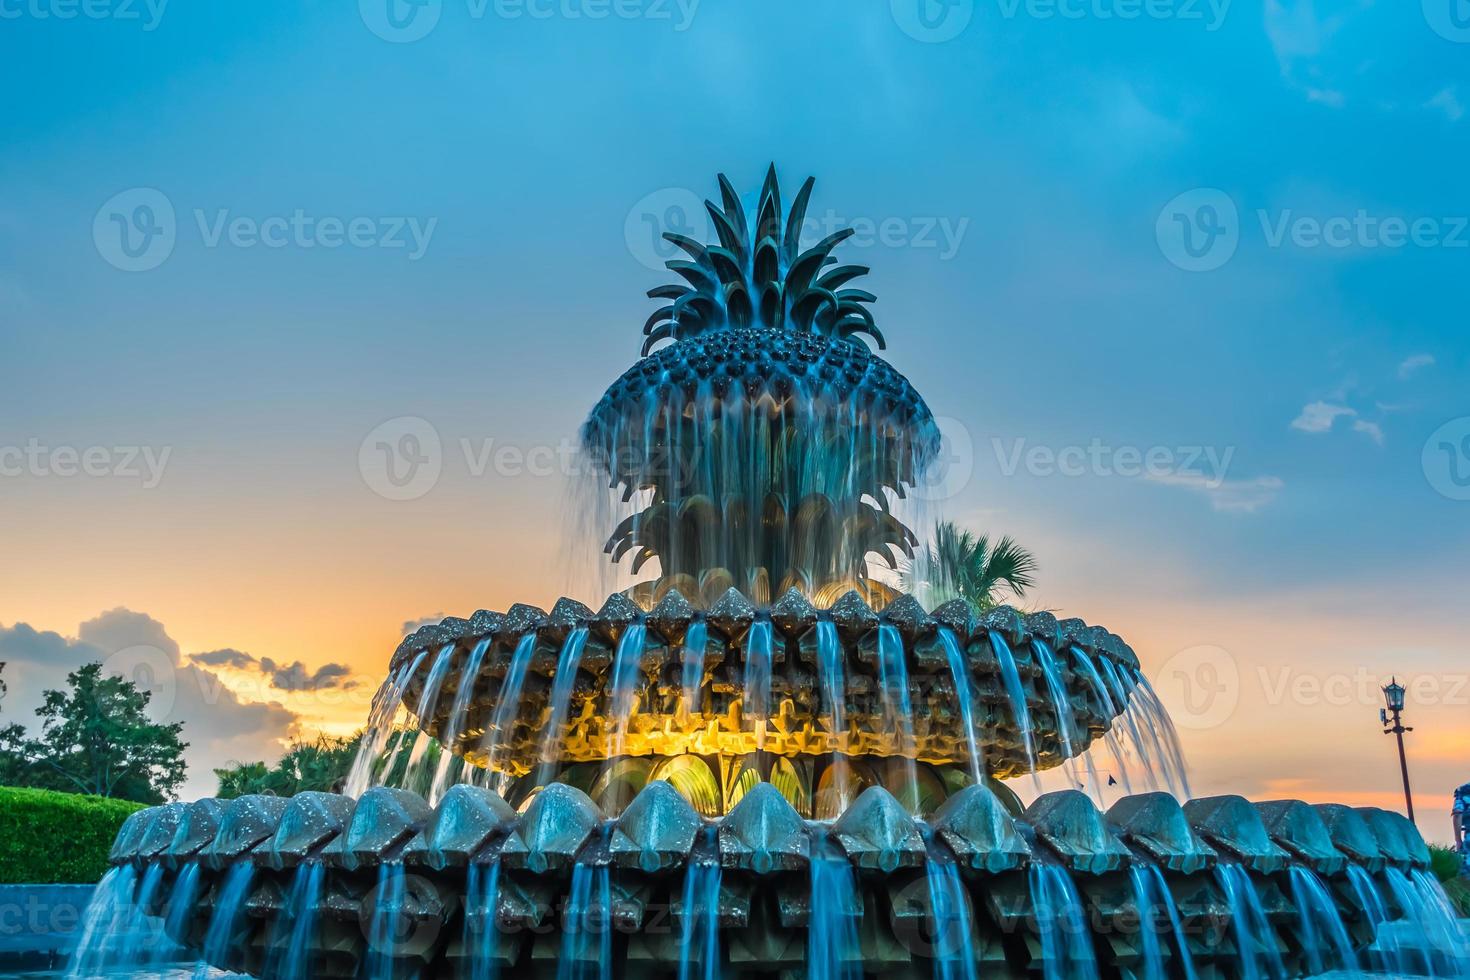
xmin=214 ymin=733 xmax=360 ymax=799
xmin=0 ymin=663 xmax=187 ymax=804
xmin=900 ymin=520 xmax=1038 ymax=610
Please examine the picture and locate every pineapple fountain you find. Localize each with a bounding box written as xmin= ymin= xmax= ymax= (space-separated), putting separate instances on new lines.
xmin=79 ymin=169 xmax=1467 ymax=979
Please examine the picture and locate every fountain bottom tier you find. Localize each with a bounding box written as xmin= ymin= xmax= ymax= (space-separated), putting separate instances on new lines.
xmin=91 ymin=783 xmax=1468 ymax=979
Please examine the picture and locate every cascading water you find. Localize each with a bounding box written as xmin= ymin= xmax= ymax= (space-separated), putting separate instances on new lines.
xmin=199 ymin=862 xmax=256 ymax=977
xmin=1096 ymin=658 xmax=1163 ymax=793
xmin=396 ymin=643 xmax=457 ymax=793
xmin=366 ymin=862 xmax=407 ymax=980
xmin=876 ymin=623 xmax=919 ymax=809
xmin=745 ymin=618 xmax=773 ymax=751
xmin=346 ymin=651 xmax=426 ymax=797
xmin=937 ymin=626 xmax=984 ymax=788
xmin=678 ymin=826 xmax=722 ymax=980
xmin=534 ymin=626 xmax=590 ymax=790
xmin=67 ymin=864 xmax=138 ymax=977
xmin=1069 ymin=647 xmax=1135 ymax=795
xmin=1032 ymin=638 xmax=1092 ymax=796
xmin=922 ymin=828 xmax=977 ymax=980
xmin=607 ymin=621 xmax=649 ymax=759
xmin=989 ymin=631 xmax=1038 ymax=779
xmin=1346 ymin=862 xmax=1405 ymax=974
xmin=809 ymin=829 xmax=861 ymax=980
xmin=1146 ymin=865 xmax=1198 ymax=980
xmin=679 ymin=618 xmax=709 ymax=720
xmin=1126 ymin=667 xmax=1192 ymax=799
xmin=1288 ymin=865 xmax=1358 ymax=976
xmin=1126 ymin=866 xmax=1166 ymax=980
xmin=815 ymin=619 xmax=853 ymax=817
xmin=1381 ymin=865 xmax=1470 ymax=974
xmin=265 ymin=861 xmax=324 ymax=979
xmin=156 ymin=860 xmax=203 ymax=970
xmin=486 ymin=632 xmax=540 ymax=793
xmin=431 ymin=635 xmax=492 ymax=804
xmin=559 ymin=825 xmax=613 ymax=980
xmin=1029 ymin=863 xmax=1099 ymax=980
xmin=1411 ymin=867 xmax=1470 ymax=971
xmin=467 ymin=860 xmax=504 ymax=980
xmin=1214 ymin=863 xmax=1285 ymax=980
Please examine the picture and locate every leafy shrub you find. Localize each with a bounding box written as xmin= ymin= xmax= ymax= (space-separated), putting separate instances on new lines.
xmin=0 ymin=785 xmax=145 ymax=883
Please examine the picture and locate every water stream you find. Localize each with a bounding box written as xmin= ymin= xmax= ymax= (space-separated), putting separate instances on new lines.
xmin=345 ymin=650 xmax=426 ymax=796
xmin=679 ymin=619 xmax=710 ymax=721
xmin=467 ymin=860 xmax=504 ymax=980
xmin=922 ymin=830 xmax=977 ymax=980
xmin=937 ymin=627 xmax=984 ymax=788
xmin=808 ymin=829 xmax=861 ymax=980
xmin=365 ymin=862 xmax=407 ymax=980
xmin=745 ymin=619 xmax=773 ymax=752
xmin=198 ymin=863 xmax=255 ymax=979
xmin=607 ymin=622 xmax=649 ymax=759
xmin=558 ymin=826 xmax=613 ymax=980
xmin=534 ymin=626 xmax=591 ymax=790
xmin=815 ymin=619 xmax=853 ymax=816
xmin=430 ymin=636 xmax=492 ymax=804
xmin=876 ymin=623 xmax=919 ymax=809
xmin=1214 ymin=863 xmax=1285 ymax=980
xmin=1029 ymin=863 xmax=1100 ymax=980
xmin=487 ymin=633 xmax=540 ymax=794
xmin=989 ymin=631 xmax=1038 ymax=781
xmin=1288 ymin=865 xmax=1358 ymax=976
xmin=677 ymin=826 xmax=722 ymax=980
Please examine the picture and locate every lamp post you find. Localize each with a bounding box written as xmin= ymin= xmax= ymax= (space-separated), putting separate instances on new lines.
xmin=1380 ymin=678 xmax=1416 ymax=825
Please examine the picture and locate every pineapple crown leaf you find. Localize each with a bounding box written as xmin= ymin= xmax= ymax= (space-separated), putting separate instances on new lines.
xmin=641 ymin=165 xmax=886 ymax=357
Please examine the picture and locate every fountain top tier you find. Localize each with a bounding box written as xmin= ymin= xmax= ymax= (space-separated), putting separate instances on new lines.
xmin=580 ymin=167 xmax=941 ymax=606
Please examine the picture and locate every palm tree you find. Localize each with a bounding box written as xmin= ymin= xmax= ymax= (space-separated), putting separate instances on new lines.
xmin=900 ymin=521 xmax=1037 ymax=610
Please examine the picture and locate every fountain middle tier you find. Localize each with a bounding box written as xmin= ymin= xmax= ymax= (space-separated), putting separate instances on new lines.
xmin=383 ymin=586 xmax=1147 ymax=793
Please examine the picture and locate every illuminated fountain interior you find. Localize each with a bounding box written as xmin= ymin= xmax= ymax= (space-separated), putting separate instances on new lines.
xmin=77 ymin=169 xmax=1470 ymax=980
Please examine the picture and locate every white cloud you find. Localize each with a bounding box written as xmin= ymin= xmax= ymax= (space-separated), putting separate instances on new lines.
xmin=1146 ymin=472 xmax=1285 ymax=514
xmin=0 ymin=610 xmax=301 ymax=800
xmin=1398 ymin=353 xmax=1435 ymax=379
xmin=1291 ymin=401 xmax=1356 ymax=433
xmin=1425 ymin=87 xmax=1465 ymax=123
xmin=1352 ymin=419 xmax=1384 ymax=445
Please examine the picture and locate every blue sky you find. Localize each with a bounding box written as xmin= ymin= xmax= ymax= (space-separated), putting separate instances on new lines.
xmin=2 ymin=1 xmax=1469 ymax=824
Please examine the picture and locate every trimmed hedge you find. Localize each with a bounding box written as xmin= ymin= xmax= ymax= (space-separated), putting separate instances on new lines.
xmin=0 ymin=786 xmax=145 ymax=884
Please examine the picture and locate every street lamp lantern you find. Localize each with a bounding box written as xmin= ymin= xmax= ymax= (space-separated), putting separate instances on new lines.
xmin=1383 ymin=678 xmax=1406 ymax=712
xmin=1380 ymin=676 xmax=1416 ymax=825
